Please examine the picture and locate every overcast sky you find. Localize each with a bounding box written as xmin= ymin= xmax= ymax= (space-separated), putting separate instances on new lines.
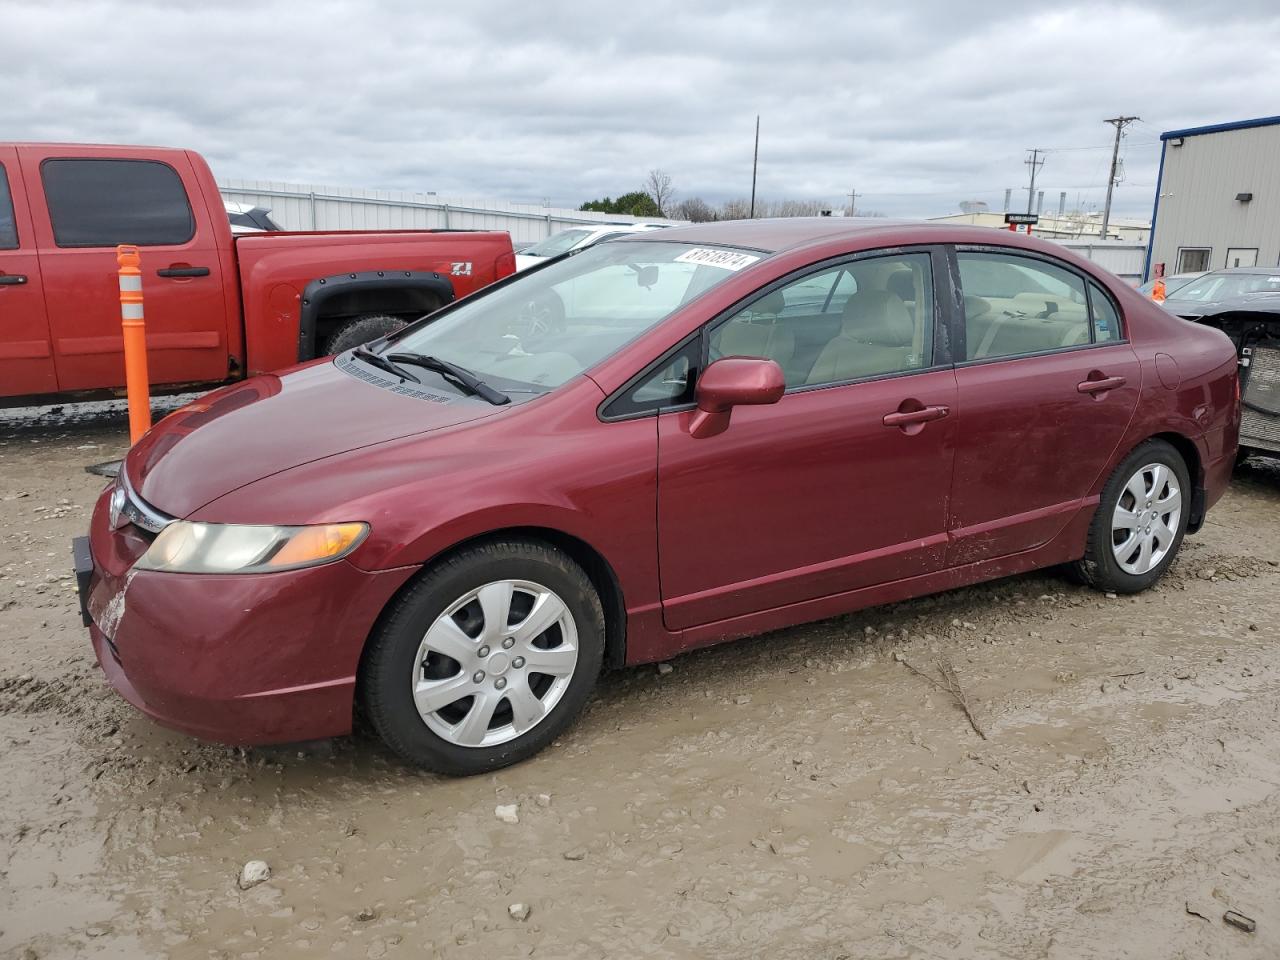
xmin=4 ymin=0 xmax=1279 ymax=219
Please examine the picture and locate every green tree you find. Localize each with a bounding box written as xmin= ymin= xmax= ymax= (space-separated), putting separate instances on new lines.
xmin=612 ymin=190 xmax=660 ymax=217
xmin=579 ymin=197 xmax=615 ymax=213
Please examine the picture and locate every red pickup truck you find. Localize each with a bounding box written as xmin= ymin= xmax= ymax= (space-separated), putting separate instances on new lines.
xmin=0 ymin=143 xmax=515 ymax=404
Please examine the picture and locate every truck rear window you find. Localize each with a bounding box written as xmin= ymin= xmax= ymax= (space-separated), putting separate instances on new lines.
xmin=40 ymin=158 xmax=195 ymax=248
xmin=0 ymin=164 xmax=16 ymax=249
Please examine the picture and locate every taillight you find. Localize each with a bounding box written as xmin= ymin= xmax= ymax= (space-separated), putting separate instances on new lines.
xmin=495 ymin=251 xmax=516 ymax=278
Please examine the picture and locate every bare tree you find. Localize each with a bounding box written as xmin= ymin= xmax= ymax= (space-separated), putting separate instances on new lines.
xmin=671 ymin=196 xmax=717 ymax=222
xmin=644 ymin=169 xmax=675 ymax=217
xmin=719 ymin=198 xmax=752 ymax=220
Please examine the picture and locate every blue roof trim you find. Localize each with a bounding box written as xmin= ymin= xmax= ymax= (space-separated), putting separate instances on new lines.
xmin=1161 ymin=115 xmax=1280 ymax=141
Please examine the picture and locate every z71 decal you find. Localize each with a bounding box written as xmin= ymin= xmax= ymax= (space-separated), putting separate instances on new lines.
xmin=450 ymin=262 xmax=473 ymax=276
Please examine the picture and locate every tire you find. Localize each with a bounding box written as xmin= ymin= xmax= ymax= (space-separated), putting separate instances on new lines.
xmin=1071 ymin=439 xmax=1191 ymax=594
xmin=323 ymin=314 xmax=408 ymax=355
xmin=358 ymin=539 xmax=605 ymax=775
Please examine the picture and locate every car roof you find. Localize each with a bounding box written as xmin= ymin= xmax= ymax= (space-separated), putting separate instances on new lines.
xmin=1203 ymin=266 xmax=1280 ymax=276
xmin=613 ymin=217 xmax=953 ymax=254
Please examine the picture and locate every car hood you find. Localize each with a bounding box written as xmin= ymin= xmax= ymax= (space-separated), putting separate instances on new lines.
xmin=514 ymin=254 xmax=546 ymax=272
xmin=1166 ymin=292 xmax=1280 ymax=318
xmin=127 ymin=358 xmax=501 ymax=517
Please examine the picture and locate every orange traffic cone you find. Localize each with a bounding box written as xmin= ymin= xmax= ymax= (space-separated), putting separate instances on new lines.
xmin=1151 ymin=277 xmax=1166 ymax=303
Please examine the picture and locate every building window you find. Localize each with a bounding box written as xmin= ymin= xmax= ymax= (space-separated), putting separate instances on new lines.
xmin=1225 ymin=248 xmax=1259 ymax=269
xmin=1176 ymin=248 xmax=1211 ymax=274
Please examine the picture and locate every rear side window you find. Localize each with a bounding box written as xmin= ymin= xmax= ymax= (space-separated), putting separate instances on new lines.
xmin=0 ymin=164 xmax=17 ymax=249
xmin=41 ymin=159 xmax=195 ymax=247
xmin=957 ymin=252 xmax=1090 ymax=360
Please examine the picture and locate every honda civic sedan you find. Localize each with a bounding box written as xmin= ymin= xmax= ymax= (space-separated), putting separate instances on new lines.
xmin=77 ymin=219 xmax=1240 ymax=775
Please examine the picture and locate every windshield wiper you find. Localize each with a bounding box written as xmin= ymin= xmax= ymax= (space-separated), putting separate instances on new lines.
xmin=386 ymin=352 xmax=510 ymax=405
xmin=353 ymin=345 xmax=420 ymax=383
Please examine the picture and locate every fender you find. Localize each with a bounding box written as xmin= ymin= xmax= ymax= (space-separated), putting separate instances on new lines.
xmin=297 ymin=270 xmax=456 ymax=361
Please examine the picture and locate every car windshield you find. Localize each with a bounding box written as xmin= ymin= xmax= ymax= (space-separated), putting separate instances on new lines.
xmin=385 ymin=240 xmax=763 ymax=392
xmin=520 ymin=228 xmax=594 ymax=258
xmin=1173 ymin=272 xmax=1280 ymax=301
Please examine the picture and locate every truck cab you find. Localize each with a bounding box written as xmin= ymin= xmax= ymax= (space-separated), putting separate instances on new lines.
xmin=0 ymin=143 xmax=514 ymax=405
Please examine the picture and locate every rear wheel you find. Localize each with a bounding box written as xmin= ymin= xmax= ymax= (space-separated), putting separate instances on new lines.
xmin=324 ymin=313 xmax=408 ymax=355
xmin=359 ymin=540 xmax=605 ymax=775
xmin=1073 ymin=439 xmax=1190 ymax=594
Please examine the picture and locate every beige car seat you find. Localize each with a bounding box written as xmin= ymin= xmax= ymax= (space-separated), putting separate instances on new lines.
xmin=807 ymin=290 xmax=916 ymax=384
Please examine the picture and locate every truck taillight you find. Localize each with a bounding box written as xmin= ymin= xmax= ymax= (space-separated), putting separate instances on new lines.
xmin=496 ymin=251 xmax=516 ymax=278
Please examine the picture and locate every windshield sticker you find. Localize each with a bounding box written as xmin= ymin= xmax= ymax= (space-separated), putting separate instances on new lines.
xmin=673 ymin=248 xmax=761 ymax=271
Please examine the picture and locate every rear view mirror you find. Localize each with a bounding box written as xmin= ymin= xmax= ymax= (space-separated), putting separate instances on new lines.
xmin=689 ymin=357 xmax=785 ymax=438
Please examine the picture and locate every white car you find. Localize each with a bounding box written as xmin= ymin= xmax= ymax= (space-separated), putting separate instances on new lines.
xmin=514 ymin=222 xmax=668 ymax=271
xmin=224 ymin=200 xmax=283 ymax=234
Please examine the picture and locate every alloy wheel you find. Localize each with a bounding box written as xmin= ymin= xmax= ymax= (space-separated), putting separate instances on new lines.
xmin=411 ymin=579 xmax=579 ymax=747
xmin=1111 ymin=462 xmax=1182 ymax=576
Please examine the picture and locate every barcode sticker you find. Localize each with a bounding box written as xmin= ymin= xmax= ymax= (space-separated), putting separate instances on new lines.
xmin=673 ymin=248 xmax=761 ymax=271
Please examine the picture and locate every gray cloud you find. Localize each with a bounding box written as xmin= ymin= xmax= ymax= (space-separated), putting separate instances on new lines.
xmin=3 ymin=0 xmax=1279 ymax=218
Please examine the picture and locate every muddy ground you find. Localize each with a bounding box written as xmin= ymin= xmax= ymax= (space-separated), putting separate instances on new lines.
xmin=2 ymin=406 xmax=1280 ymax=959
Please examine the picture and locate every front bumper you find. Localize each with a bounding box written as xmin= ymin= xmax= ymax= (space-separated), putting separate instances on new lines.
xmin=80 ymin=486 xmax=417 ymax=745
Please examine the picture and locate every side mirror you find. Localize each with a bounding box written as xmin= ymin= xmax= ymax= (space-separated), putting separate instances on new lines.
xmin=688 ymin=357 xmax=785 ymax=438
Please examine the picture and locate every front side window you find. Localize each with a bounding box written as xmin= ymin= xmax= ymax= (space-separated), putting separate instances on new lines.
xmin=387 ymin=240 xmax=762 ymax=393
xmin=41 ymin=159 xmax=195 ymax=247
xmin=0 ymin=164 xmax=17 ymax=249
xmin=957 ymin=252 xmax=1091 ymax=360
xmin=708 ymin=252 xmax=934 ymax=388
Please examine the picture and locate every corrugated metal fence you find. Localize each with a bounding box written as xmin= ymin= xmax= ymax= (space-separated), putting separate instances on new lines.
xmin=217 ymin=179 xmax=683 ymax=243
xmin=1050 ymin=240 xmax=1148 ymax=284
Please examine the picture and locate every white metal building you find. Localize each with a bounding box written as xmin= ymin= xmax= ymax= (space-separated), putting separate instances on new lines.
xmin=218 ymin=179 xmax=682 ymax=244
xmin=1146 ymin=115 xmax=1280 ymax=280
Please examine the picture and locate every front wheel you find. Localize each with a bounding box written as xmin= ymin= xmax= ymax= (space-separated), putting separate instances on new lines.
xmin=1072 ymin=439 xmax=1190 ymax=594
xmin=359 ymin=540 xmax=605 ymax=775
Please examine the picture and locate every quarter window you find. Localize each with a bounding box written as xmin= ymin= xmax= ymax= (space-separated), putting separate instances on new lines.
xmin=41 ymin=158 xmax=195 ymax=247
xmin=0 ymin=164 xmax=17 ymax=249
xmin=709 ymin=252 xmax=934 ymax=388
xmin=1088 ymin=281 xmax=1122 ymax=342
xmin=957 ymin=252 xmax=1091 ymax=360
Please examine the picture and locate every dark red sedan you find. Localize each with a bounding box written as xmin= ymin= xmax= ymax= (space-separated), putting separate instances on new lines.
xmin=77 ymin=219 xmax=1239 ymax=774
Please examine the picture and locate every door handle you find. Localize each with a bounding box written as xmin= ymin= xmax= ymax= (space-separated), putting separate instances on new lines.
xmin=882 ymin=404 xmax=950 ymax=427
xmin=0 ymin=274 xmax=27 ymax=286
xmin=1077 ymin=375 xmax=1126 ymax=394
xmin=156 ymin=266 xmax=210 ymax=278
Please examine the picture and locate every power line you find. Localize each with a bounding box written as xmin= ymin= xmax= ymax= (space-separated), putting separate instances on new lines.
xmin=1100 ymin=115 xmax=1140 ymax=240
xmin=1024 ymin=148 xmax=1045 ymax=214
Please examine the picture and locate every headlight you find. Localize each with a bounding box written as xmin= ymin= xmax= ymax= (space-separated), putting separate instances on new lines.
xmin=134 ymin=521 xmax=368 ymax=574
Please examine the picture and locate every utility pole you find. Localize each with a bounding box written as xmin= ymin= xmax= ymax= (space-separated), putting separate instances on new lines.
xmin=847 ymin=187 xmax=860 ymax=216
xmin=1024 ymin=149 xmax=1045 ymax=214
xmin=749 ymin=115 xmax=760 ymax=219
xmin=1100 ymin=115 xmax=1139 ymax=241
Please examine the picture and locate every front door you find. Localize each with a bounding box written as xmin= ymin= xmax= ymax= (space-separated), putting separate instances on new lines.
xmin=656 ymin=249 xmax=958 ymax=630
xmin=0 ymin=148 xmax=57 ymax=397
xmin=947 ymin=248 xmax=1141 ymax=564
xmin=18 ymin=146 xmax=230 ymax=392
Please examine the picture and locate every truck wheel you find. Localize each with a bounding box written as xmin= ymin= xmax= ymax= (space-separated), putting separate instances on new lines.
xmin=324 ymin=314 xmax=408 ymax=355
xmin=1071 ymin=439 xmax=1190 ymax=594
xmin=358 ymin=539 xmax=606 ymax=775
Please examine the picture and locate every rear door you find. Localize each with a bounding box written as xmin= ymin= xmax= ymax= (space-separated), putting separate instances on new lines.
xmin=18 ymin=146 xmax=230 ymax=391
xmin=946 ymin=247 xmax=1141 ymax=564
xmin=0 ymin=147 xmax=57 ymax=397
